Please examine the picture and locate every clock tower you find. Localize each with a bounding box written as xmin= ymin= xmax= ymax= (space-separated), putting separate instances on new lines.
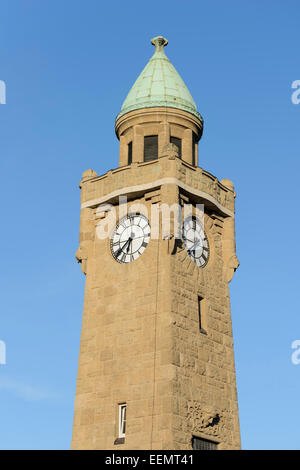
xmin=71 ymin=36 xmax=241 ymax=450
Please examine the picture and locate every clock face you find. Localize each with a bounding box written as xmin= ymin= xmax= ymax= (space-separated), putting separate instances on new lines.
xmin=182 ymin=216 xmax=209 ymax=267
xmin=110 ymin=214 xmax=151 ymax=263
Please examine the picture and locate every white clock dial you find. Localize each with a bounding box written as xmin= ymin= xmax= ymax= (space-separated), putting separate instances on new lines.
xmin=182 ymin=216 xmax=209 ymax=267
xmin=110 ymin=214 xmax=151 ymax=263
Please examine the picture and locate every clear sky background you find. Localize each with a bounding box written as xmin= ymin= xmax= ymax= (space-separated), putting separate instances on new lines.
xmin=0 ymin=0 xmax=299 ymax=450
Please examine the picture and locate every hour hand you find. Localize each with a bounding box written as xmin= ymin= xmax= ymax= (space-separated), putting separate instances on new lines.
xmin=122 ymin=237 xmax=132 ymax=252
xmin=116 ymin=238 xmax=131 ymax=257
xmin=126 ymin=238 xmax=132 ymax=253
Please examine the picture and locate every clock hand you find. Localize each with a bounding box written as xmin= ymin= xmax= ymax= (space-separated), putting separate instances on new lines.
xmin=126 ymin=234 xmax=148 ymax=254
xmin=190 ymin=239 xmax=202 ymax=251
xmin=129 ymin=235 xmax=145 ymax=240
xmin=126 ymin=238 xmax=132 ymax=253
xmin=127 ymin=232 xmax=148 ymax=252
xmin=184 ymin=237 xmax=195 ymax=243
xmin=116 ymin=237 xmax=132 ymax=257
xmin=123 ymin=237 xmax=132 ymax=249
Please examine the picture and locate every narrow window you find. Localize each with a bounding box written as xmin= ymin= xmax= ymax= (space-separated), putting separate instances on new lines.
xmin=192 ymin=436 xmax=218 ymax=450
xmin=192 ymin=132 xmax=197 ymax=166
xmin=119 ymin=403 xmax=126 ymax=438
xmin=170 ymin=136 xmax=182 ymax=158
xmin=128 ymin=142 xmax=132 ymax=165
xmin=144 ymin=135 xmax=158 ymax=162
xmin=198 ymin=296 xmax=206 ymax=334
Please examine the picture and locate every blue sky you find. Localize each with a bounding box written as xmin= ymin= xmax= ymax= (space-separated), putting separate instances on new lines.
xmin=0 ymin=0 xmax=299 ymax=449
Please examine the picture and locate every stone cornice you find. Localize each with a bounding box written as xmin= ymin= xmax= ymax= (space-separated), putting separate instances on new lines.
xmin=79 ymin=157 xmax=235 ymax=217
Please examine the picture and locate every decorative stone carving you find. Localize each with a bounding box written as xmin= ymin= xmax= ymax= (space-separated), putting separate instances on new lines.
xmin=75 ymin=245 xmax=88 ymax=275
xmin=222 ymin=214 xmax=239 ymax=283
xmin=187 ymin=402 xmax=223 ymax=437
xmin=161 ymin=143 xmax=179 ymax=160
xmin=224 ymin=254 xmax=240 ymax=283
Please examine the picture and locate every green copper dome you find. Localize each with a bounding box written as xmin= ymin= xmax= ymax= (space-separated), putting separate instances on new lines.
xmin=116 ymin=36 xmax=203 ymax=122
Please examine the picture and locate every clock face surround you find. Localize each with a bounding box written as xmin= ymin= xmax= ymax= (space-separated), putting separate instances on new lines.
xmin=110 ymin=214 xmax=151 ymax=263
xmin=182 ymin=216 xmax=209 ymax=267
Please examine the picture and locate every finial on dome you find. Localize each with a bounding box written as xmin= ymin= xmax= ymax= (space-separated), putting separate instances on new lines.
xmin=116 ymin=34 xmax=202 ymax=122
xmin=151 ymin=36 xmax=168 ymax=51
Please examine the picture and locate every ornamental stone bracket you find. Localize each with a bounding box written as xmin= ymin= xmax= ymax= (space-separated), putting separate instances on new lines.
xmin=224 ymin=254 xmax=240 ymax=283
xmin=222 ymin=212 xmax=239 ymax=283
xmin=75 ymin=244 xmax=88 ymax=275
